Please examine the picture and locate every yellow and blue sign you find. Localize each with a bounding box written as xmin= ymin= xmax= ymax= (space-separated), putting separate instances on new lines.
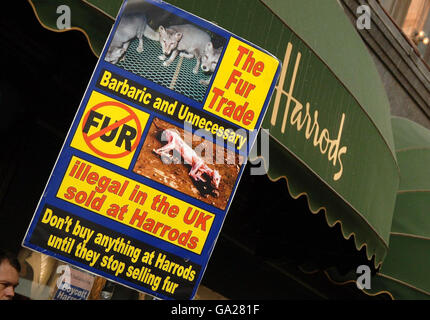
xmin=23 ymin=0 xmax=280 ymax=300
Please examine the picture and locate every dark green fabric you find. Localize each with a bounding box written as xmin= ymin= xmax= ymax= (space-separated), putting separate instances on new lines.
xmin=392 ymin=116 xmax=430 ymax=150
xmin=392 ymin=192 xmax=430 ymax=239
xmin=260 ymin=0 xmax=395 ymax=153
xmin=329 ymin=117 xmax=430 ymax=299
xmin=378 ymin=117 xmax=430 ymax=299
xmin=380 ymin=235 xmax=430 ymax=295
xmin=397 ymin=149 xmax=430 ymax=191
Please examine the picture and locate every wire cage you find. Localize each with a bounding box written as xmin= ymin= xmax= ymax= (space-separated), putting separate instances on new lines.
xmin=116 ymin=38 xmax=211 ymax=103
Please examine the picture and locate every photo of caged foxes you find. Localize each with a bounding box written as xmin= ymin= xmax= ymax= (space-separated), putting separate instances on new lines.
xmin=104 ymin=0 xmax=226 ymax=101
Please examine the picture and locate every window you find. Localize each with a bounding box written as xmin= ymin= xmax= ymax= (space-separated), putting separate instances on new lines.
xmin=381 ymin=0 xmax=430 ymax=59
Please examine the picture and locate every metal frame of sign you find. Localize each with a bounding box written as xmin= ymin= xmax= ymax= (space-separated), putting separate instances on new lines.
xmin=23 ymin=0 xmax=280 ymax=300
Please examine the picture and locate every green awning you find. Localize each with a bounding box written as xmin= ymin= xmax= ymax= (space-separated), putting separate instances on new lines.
xmin=371 ymin=117 xmax=430 ymax=299
xmin=326 ymin=116 xmax=430 ymax=299
xmin=256 ymin=0 xmax=399 ymax=268
xmin=28 ymin=0 xmax=400 ymax=268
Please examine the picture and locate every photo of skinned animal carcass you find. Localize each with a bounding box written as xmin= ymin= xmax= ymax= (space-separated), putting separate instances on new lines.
xmin=104 ymin=0 xmax=225 ymax=103
xmin=133 ymin=118 xmax=243 ymax=210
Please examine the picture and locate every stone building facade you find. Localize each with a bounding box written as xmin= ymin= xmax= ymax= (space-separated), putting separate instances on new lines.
xmin=342 ymin=0 xmax=430 ymax=129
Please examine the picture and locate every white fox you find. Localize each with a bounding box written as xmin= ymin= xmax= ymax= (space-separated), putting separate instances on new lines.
xmin=158 ymin=24 xmax=221 ymax=83
xmin=199 ymin=42 xmax=223 ymax=85
xmin=105 ymin=12 xmax=159 ymax=64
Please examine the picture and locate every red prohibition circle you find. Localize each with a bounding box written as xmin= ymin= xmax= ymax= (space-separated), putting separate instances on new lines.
xmin=81 ymin=101 xmax=142 ymax=159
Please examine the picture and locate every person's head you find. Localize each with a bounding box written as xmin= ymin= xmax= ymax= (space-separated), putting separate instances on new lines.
xmin=0 ymin=249 xmax=20 ymax=300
